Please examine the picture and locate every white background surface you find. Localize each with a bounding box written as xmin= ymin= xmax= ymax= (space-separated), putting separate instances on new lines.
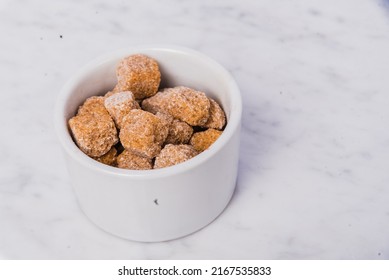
xmin=1 ymin=0 xmax=389 ymax=259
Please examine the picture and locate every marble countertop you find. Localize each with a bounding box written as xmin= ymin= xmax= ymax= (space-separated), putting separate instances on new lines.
xmin=1 ymin=0 xmax=389 ymax=259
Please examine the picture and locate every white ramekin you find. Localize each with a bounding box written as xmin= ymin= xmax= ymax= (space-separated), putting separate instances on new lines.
xmin=54 ymin=46 xmax=242 ymax=242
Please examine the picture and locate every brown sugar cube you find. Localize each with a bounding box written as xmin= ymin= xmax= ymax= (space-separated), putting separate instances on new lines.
xmin=104 ymin=91 xmax=140 ymax=129
xmin=203 ymin=98 xmax=226 ymax=130
xmin=68 ymin=112 xmax=118 ymax=157
xmin=94 ymin=147 xmax=118 ymax=166
xmin=154 ymin=144 xmax=198 ymax=169
xmin=165 ymin=119 xmax=194 ymax=145
xmin=190 ymin=128 xmax=222 ymax=152
xmin=155 ymin=112 xmax=193 ymax=145
xmin=77 ymin=96 xmax=107 ymax=116
xmin=116 ymin=54 xmax=161 ymax=100
xmin=117 ymin=150 xmax=152 ymax=170
xmin=119 ymin=109 xmax=169 ymax=158
xmin=69 ymin=96 xmax=118 ymax=157
xmin=142 ymin=86 xmax=211 ymax=126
